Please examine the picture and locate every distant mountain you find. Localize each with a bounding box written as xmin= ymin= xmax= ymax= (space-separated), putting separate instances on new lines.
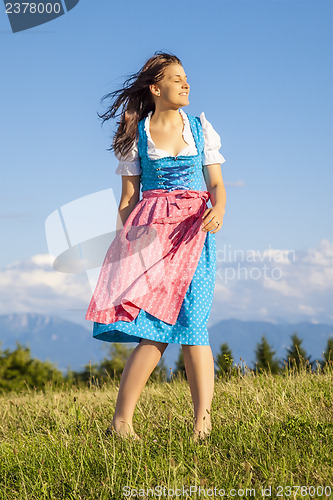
xmin=0 ymin=313 xmax=102 ymax=373
xmin=0 ymin=313 xmax=332 ymax=376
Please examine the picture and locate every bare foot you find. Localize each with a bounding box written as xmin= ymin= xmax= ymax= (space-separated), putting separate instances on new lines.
xmin=192 ymin=427 xmax=211 ymax=442
xmin=193 ymin=414 xmax=212 ymax=442
xmin=105 ymin=419 xmax=141 ymax=442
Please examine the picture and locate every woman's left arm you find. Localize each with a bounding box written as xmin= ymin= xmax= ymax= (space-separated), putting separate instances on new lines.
xmin=201 ymin=164 xmax=226 ymax=233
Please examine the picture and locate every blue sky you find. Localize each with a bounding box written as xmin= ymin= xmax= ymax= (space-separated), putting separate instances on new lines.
xmin=0 ymin=0 xmax=332 ymax=326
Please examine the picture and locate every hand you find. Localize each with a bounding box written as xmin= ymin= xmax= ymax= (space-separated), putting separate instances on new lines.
xmin=201 ymin=206 xmax=225 ymax=233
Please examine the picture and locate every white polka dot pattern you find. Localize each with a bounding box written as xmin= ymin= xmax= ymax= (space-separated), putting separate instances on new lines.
xmin=85 ymin=189 xmax=211 ymax=325
xmin=93 ymin=231 xmax=216 ymax=346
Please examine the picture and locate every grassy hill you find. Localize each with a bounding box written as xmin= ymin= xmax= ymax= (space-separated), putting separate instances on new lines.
xmin=0 ymin=363 xmax=332 ymax=499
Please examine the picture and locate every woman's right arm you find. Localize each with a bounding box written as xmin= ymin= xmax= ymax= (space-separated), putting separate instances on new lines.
xmin=116 ymin=174 xmax=141 ymax=230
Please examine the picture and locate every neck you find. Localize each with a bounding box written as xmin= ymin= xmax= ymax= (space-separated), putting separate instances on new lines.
xmin=150 ymin=107 xmax=182 ymax=126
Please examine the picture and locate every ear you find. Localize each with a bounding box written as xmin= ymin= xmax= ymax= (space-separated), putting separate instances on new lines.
xmin=150 ymin=84 xmax=160 ymax=97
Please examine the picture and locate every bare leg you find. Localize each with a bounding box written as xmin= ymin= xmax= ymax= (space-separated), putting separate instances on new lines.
xmin=182 ymin=344 xmax=214 ymax=439
xmin=110 ymin=339 xmax=168 ymax=438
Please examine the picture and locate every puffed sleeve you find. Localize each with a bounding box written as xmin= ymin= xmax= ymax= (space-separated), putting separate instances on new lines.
xmin=114 ymin=135 xmax=142 ymax=176
xmin=199 ymin=112 xmax=226 ymax=166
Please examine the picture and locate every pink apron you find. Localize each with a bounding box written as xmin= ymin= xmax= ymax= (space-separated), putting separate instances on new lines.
xmin=85 ymin=188 xmax=210 ymax=326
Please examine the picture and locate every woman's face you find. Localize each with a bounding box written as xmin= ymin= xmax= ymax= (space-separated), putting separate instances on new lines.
xmin=151 ymin=63 xmax=190 ymax=108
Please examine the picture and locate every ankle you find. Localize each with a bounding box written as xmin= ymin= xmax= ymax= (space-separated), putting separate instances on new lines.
xmin=112 ymin=416 xmax=133 ymax=430
xmin=194 ymin=414 xmax=212 ymax=433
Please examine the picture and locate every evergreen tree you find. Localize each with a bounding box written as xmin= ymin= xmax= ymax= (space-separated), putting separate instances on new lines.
xmin=321 ymin=337 xmax=333 ymax=370
xmin=253 ymin=335 xmax=280 ymax=374
xmin=283 ymin=332 xmax=313 ymax=373
xmin=215 ymin=342 xmax=235 ymax=378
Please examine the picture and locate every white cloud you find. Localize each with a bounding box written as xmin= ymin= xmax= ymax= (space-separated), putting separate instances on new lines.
xmin=213 ymin=239 xmax=333 ymax=324
xmin=302 ymin=239 xmax=333 ymax=267
xmin=298 ymin=304 xmax=324 ymax=316
xmin=0 ymin=239 xmax=332 ymax=327
xmin=214 ymin=282 xmax=232 ymax=298
xmin=263 ymin=278 xmax=302 ymax=297
xmin=0 ymin=254 xmax=92 ymax=326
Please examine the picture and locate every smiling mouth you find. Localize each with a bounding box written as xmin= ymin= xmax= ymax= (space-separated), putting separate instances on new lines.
xmin=179 ymin=93 xmax=188 ymax=96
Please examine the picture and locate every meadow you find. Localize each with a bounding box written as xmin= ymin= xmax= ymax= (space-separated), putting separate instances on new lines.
xmin=0 ymin=361 xmax=332 ymax=499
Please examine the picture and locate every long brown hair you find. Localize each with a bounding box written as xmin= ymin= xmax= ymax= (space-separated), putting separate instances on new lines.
xmin=98 ymin=51 xmax=182 ymax=158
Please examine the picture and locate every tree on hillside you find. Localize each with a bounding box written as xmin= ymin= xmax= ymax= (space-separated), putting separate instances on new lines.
xmin=319 ymin=336 xmax=333 ymax=370
xmin=67 ymin=342 xmax=168 ymax=387
xmin=68 ymin=361 xmax=99 ymax=386
xmin=68 ymin=343 xmax=134 ymax=386
xmin=283 ymin=332 xmax=313 ymax=373
xmin=215 ymin=342 xmax=235 ymax=378
xmin=253 ymin=335 xmax=280 ymax=374
xmin=0 ymin=341 xmax=64 ymax=394
xmin=100 ymin=343 xmax=135 ymax=379
xmin=318 ymin=338 xmax=333 ymax=369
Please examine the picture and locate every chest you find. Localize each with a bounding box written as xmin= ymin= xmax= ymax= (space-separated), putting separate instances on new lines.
xmin=149 ymin=122 xmax=190 ymax=158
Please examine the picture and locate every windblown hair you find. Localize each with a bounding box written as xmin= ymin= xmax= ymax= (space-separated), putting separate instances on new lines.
xmin=97 ymin=51 xmax=182 ymax=159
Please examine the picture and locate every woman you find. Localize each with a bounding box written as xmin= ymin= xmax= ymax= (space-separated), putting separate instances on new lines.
xmin=85 ymin=51 xmax=227 ymax=442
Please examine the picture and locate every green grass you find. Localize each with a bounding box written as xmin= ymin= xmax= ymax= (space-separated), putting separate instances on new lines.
xmin=0 ymin=363 xmax=332 ymax=499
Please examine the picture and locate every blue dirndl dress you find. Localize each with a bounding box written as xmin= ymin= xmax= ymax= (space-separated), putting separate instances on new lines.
xmin=91 ymin=112 xmax=216 ymax=346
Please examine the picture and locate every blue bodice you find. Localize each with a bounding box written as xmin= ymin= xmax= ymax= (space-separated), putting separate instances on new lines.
xmin=137 ymin=112 xmax=205 ymax=192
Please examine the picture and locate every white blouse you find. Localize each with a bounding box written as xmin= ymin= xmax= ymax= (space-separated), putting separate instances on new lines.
xmin=115 ymin=108 xmax=226 ymax=175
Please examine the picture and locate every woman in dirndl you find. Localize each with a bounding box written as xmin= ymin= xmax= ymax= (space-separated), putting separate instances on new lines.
xmin=85 ymin=51 xmax=227 ymax=442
